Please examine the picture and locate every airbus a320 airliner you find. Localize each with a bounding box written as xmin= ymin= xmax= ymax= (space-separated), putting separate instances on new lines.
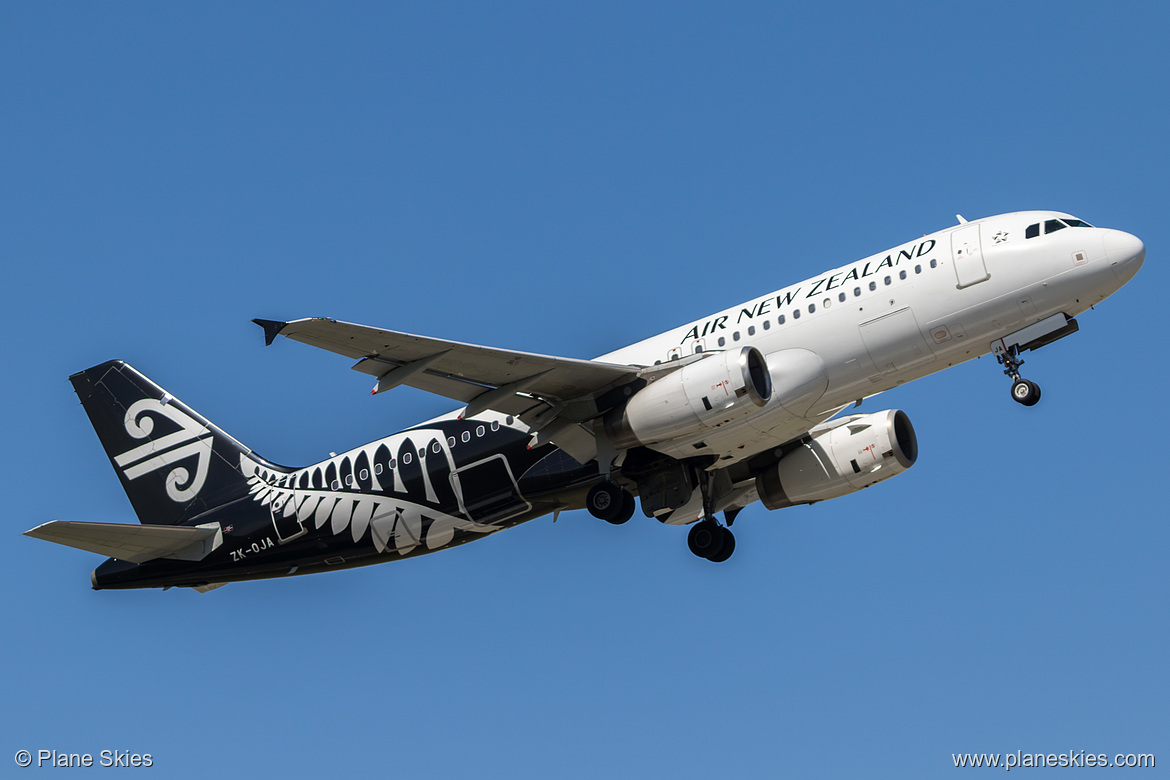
xmin=27 ymin=211 xmax=1144 ymax=591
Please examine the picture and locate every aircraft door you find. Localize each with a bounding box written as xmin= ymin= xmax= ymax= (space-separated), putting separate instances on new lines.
xmin=951 ymin=226 xmax=990 ymax=288
xmin=270 ymin=477 xmax=308 ymax=544
xmin=450 ymin=455 xmax=532 ymax=525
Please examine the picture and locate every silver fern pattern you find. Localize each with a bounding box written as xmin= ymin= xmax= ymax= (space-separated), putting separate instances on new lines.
xmin=240 ymin=424 xmax=511 ymax=556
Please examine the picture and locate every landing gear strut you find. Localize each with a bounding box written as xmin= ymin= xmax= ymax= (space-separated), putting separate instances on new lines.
xmin=687 ymin=464 xmax=735 ymax=562
xmin=996 ymin=345 xmax=1041 ymax=407
xmin=586 ymin=480 xmax=636 ymax=525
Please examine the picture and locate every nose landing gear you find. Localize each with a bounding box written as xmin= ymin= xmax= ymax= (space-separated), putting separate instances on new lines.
xmin=996 ymin=344 xmax=1041 ymax=407
xmin=1011 ymin=377 xmax=1041 ymax=406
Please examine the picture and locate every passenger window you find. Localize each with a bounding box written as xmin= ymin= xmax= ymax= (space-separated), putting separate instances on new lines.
xmin=374 ymin=463 xmax=383 ymax=475
xmin=823 ymin=298 xmax=831 ymax=308
xmin=884 ymin=276 xmax=891 ymax=285
xmin=808 ymin=304 xmax=815 ymax=313
xmin=462 ymin=431 xmax=470 ymax=443
xmin=360 ymin=469 xmax=368 ymax=480
xmin=733 ymin=331 xmax=740 ymax=341
xmin=869 ymin=281 xmax=877 ymax=291
xmin=899 ymin=270 xmax=907 ymax=280
xmin=838 ymin=292 xmax=846 ymax=302
xmin=854 ymin=287 xmax=861 ymax=296
xmin=747 ymin=326 xmax=755 ymax=336
xmin=762 ymin=320 xmax=770 ymax=330
xmin=717 ymin=336 xmax=726 ymax=346
xmin=476 ymin=425 xmax=485 ymax=437
xmin=1045 ymin=219 xmax=1067 ymax=234
xmin=914 ymin=264 xmax=921 ymax=274
xmin=402 ymin=453 xmax=412 ymax=465
xmin=793 ymin=309 xmax=801 ymax=320
xmin=447 ymin=437 xmax=456 ymax=448
xmin=777 ymin=315 xmax=785 ymax=325
xmin=1025 ymin=223 xmax=1040 ymax=239
xmin=930 ymin=259 xmax=938 ymax=269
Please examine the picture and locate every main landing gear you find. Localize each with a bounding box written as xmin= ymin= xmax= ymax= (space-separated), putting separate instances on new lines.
xmin=586 ymin=480 xmax=636 ymax=525
xmin=688 ymin=520 xmax=734 ymax=563
xmin=687 ymin=466 xmax=735 ymax=563
xmin=996 ymin=345 xmax=1041 ymax=407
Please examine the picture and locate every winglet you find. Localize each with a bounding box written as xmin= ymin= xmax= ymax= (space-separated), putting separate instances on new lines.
xmin=252 ymin=319 xmax=287 ymax=347
xmin=956 ymin=214 xmax=968 ymax=224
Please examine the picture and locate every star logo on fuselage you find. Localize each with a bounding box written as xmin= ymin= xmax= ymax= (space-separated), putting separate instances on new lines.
xmin=993 ymin=231 xmax=1009 ymax=244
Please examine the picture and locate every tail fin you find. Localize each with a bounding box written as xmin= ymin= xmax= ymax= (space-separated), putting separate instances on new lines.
xmin=70 ymin=360 xmax=289 ymax=525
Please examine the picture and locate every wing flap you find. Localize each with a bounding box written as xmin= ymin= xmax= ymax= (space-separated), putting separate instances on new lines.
xmin=25 ymin=520 xmax=223 ymax=564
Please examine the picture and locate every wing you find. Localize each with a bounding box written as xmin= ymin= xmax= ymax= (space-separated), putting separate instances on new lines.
xmin=255 ymin=318 xmax=646 ymax=460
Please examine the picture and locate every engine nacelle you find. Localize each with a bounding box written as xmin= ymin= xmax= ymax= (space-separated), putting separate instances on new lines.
xmin=605 ymin=347 xmax=772 ymax=449
xmin=755 ymin=409 xmax=917 ymax=509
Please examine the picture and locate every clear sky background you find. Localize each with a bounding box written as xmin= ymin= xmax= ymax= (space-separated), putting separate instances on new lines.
xmin=3 ymin=2 xmax=1166 ymax=777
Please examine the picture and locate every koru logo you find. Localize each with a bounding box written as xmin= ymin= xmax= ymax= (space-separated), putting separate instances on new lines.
xmin=113 ymin=398 xmax=213 ymax=502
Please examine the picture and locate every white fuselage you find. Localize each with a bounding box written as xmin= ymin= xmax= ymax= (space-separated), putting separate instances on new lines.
xmin=597 ymin=211 xmax=1144 ymax=463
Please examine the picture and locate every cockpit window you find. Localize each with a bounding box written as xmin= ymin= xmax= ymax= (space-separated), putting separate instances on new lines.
xmin=1026 ymin=217 xmax=1093 ymax=239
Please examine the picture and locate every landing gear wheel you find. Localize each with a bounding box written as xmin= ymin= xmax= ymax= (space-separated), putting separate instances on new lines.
xmin=707 ymin=527 xmax=735 ymax=563
xmin=688 ymin=521 xmax=723 ymax=559
xmin=688 ymin=521 xmax=734 ymax=561
xmin=587 ymin=481 xmax=633 ymax=524
xmin=611 ymin=490 xmax=637 ymax=525
xmin=1011 ymin=379 xmax=1041 ymax=407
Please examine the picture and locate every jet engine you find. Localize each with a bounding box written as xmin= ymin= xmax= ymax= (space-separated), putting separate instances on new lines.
xmin=605 ymin=347 xmax=772 ymax=449
xmin=755 ymin=409 xmax=917 ymax=509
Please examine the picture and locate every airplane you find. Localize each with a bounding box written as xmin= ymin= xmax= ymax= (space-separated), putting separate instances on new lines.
xmin=26 ymin=211 xmax=1145 ymax=591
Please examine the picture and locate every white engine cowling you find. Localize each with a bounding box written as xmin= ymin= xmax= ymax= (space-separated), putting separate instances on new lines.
xmin=755 ymin=409 xmax=917 ymax=509
xmin=605 ymin=347 xmax=772 ymax=449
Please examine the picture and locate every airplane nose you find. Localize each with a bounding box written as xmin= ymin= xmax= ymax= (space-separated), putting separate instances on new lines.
xmin=1103 ymin=229 xmax=1145 ymax=284
xmin=1104 ymin=226 xmax=1141 ymax=270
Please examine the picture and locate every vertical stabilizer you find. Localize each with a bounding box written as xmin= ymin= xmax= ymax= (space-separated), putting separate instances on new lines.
xmin=70 ymin=360 xmax=289 ymax=525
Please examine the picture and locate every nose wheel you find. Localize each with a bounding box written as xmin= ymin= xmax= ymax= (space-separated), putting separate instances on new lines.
xmin=996 ymin=345 xmax=1042 ymax=407
xmin=1011 ymin=378 xmax=1041 ymax=406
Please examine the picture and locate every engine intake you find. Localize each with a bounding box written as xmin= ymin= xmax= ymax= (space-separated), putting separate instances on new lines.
xmin=756 ymin=409 xmax=917 ymax=509
xmin=606 ymin=347 xmax=772 ymax=449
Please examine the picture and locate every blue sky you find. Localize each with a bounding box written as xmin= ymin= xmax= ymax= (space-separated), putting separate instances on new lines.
xmin=3 ymin=2 xmax=1166 ymax=777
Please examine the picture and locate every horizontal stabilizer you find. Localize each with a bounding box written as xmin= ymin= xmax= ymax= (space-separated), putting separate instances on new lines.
xmin=25 ymin=520 xmax=223 ymax=564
